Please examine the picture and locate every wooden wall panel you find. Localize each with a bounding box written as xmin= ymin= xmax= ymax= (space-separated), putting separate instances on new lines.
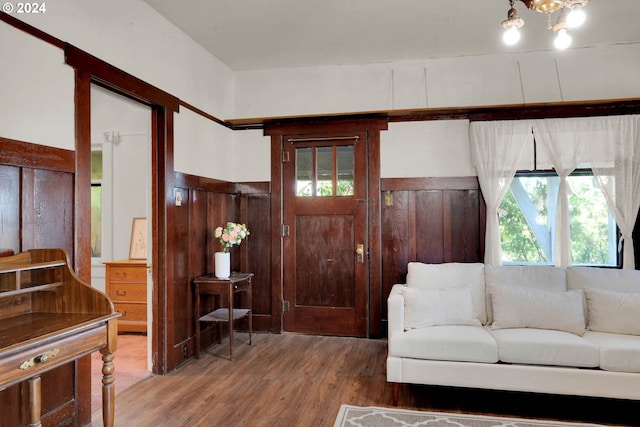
xmin=0 ymin=165 xmax=20 ymax=252
xmin=244 ymin=192 xmax=272 ymax=331
xmin=22 ymin=169 xmax=74 ymax=256
xmin=172 ymin=174 xmax=272 ymax=364
xmin=171 ymin=185 xmax=192 ymax=367
xmin=0 ymin=139 xmax=80 ymax=426
xmin=448 ymin=189 xmax=481 ymax=262
xmin=381 ymin=190 xmax=411 ymax=290
xmin=415 ymin=191 xmax=445 ymax=263
xmin=380 ymin=177 xmax=485 ymax=331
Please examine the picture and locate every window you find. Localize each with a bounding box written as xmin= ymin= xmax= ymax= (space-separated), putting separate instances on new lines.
xmin=295 ymin=145 xmax=354 ymax=197
xmin=499 ymin=171 xmax=618 ymax=266
xmin=91 ymin=150 xmax=103 ymax=258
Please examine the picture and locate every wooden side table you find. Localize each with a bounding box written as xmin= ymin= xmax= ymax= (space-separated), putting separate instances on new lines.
xmin=194 ymin=272 xmax=253 ymax=360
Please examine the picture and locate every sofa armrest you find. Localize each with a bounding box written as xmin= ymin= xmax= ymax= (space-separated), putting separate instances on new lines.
xmin=388 ymin=284 xmax=406 ymax=338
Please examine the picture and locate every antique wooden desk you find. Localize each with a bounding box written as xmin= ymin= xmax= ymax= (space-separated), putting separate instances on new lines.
xmin=0 ymin=249 xmax=119 ymax=427
xmin=194 ymin=272 xmax=253 ymax=360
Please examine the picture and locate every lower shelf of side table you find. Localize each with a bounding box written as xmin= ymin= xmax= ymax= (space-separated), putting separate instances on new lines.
xmin=199 ymin=308 xmax=251 ymax=323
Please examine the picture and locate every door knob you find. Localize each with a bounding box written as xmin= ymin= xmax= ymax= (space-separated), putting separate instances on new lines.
xmin=356 ymin=244 xmax=365 ymax=263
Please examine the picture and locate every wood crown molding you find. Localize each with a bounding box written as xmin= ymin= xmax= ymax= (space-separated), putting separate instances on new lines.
xmin=0 ymin=137 xmax=74 ymax=172
xmin=228 ymin=98 xmax=640 ymax=130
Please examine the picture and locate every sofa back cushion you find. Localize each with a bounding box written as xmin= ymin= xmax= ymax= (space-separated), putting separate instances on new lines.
xmin=406 ymin=262 xmax=486 ymax=324
xmin=566 ymin=266 xmax=640 ymax=293
xmin=484 ymin=265 xmax=567 ymax=323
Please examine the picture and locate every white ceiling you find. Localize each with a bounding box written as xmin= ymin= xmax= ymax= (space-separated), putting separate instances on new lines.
xmin=143 ymin=0 xmax=640 ymax=71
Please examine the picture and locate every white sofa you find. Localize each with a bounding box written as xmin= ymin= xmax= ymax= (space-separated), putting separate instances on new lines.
xmin=387 ymin=262 xmax=640 ymax=405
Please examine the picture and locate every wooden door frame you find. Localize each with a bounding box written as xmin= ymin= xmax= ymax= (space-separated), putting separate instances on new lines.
xmin=265 ymin=118 xmax=387 ymax=338
xmin=65 ymin=44 xmax=180 ymax=375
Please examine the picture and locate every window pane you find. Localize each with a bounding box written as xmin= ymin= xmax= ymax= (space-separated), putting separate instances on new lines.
xmin=499 ymin=173 xmax=617 ymax=266
xmin=336 ymin=146 xmax=354 ymax=196
xmin=91 ymin=150 xmax=103 ymax=258
xmin=316 ymin=147 xmax=333 ymax=197
xmin=91 ymin=186 xmax=102 ymax=257
xmin=567 ymin=175 xmax=616 ymax=265
xmin=499 ymin=177 xmax=550 ymax=264
xmin=91 ymin=151 xmax=103 ymax=180
xmin=296 ymin=148 xmax=312 ymax=197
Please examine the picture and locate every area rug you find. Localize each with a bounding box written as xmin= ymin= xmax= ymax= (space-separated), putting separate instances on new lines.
xmin=334 ymin=405 xmax=608 ymax=427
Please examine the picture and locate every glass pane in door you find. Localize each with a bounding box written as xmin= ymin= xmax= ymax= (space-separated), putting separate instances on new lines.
xmin=316 ymin=147 xmax=333 ymax=196
xmin=296 ymin=147 xmax=312 ymax=197
xmin=336 ymin=145 xmax=354 ymax=196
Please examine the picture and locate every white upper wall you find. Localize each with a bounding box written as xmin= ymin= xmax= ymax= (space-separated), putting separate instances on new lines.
xmin=234 ymin=43 xmax=640 ymax=179
xmin=0 ymin=25 xmax=74 ymax=149
xmin=2 ymin=0 xmax=235 ymax=181
xmin=381 ymin=121 xmax=474 ymax=178
xmin=16 ymin=0 xmax=235 ymax=119
xmin=235 ymin=44 xmax=640 ymax=117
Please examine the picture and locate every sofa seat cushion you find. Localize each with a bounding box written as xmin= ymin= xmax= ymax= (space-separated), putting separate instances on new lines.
xmin=390 ymin=325 xmax=498 ymax=363
xmin=491 ymin=328 xmax=599 ymax=368
xmin=583 ymin=331 xmax=640 ymax=373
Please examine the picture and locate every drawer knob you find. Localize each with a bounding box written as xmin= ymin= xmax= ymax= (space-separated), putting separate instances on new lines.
xmin=20 ymin=349 xmax=60 ymax=370
xmin=116 ymin=290 xmax=127 ymax=297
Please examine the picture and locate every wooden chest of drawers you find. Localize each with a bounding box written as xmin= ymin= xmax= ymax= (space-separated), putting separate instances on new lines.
xmin=104 ymin=259 xmax=147 ymax=334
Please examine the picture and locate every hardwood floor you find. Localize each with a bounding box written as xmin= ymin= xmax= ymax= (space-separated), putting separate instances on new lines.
xmin=90 ymin=333 xmax=639 ymax=426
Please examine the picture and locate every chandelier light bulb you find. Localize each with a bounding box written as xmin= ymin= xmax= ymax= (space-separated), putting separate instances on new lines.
xmin=503 ymin=26 xmax=521 ymax=45
xmin=566 ymin=5 xmax=586 ymax=28
xmin=554 ymin=28 xmax=572 ymax=49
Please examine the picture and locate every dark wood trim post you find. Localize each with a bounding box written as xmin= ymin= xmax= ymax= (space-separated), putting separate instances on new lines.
xmin=73 ymin=68 xmax=93 ymax=426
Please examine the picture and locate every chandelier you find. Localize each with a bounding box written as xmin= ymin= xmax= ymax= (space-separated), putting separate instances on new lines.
xmin=501 ymin=0 xmax=589 ymax=49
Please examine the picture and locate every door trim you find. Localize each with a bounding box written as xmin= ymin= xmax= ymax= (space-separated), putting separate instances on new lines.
xmin=66 ymin=44 xmax=179 ymax=375
xmin=265 ymin=119 xmax=387 ymax=337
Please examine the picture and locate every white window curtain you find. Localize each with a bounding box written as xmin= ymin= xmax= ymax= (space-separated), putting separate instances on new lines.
xmin=534 ymin=115 xmax=640 ymax=269
xmin=470 ymin=121 xmax=533 ymax=265
xmin=533 ymin=119 xmax=584 ymax=267
xmin=588 ymin=115 xmax=640 ymax=269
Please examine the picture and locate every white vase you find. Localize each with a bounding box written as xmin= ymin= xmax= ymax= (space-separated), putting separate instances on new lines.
xmin=215 ymin=251 xmax=231 ymax=279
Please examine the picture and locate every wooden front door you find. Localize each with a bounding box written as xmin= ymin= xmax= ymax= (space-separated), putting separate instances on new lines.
xmin=282 ymin=132 xmax=368 ymax=336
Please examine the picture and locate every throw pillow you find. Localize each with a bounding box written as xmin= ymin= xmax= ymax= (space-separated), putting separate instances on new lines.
xmin=585 ymin=288 xmax=640 ymax=336
xmin=399 ymin=286 xmax=481 ymax=330
xmin=406 ymin=262 xmax=487 ymax=324
xmin=489 ymin=284 xmax=586 ymax=336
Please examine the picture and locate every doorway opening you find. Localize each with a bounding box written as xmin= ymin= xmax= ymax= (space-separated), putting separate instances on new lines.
xmin=89 ymin=84 xmax=153 ymax=410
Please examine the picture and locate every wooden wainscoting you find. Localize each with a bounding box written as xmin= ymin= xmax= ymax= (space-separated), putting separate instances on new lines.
xmin=380 ymin=176 xmax=486 ymax=331
xmin=171 ymin=173 xmax=271 ymax=370
xmin=0 ymin=137 xmax=87 ymax=427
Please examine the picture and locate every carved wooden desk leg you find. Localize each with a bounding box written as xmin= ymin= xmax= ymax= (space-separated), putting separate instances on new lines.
xmin=101 ymin=352 xmax=115 ymax=427
xmin=28 ymin=376 xmax=42 ymax=427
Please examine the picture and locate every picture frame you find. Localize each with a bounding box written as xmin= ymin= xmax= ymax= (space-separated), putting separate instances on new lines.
xmin=128 ymin=217 xmax=147 ymax=260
